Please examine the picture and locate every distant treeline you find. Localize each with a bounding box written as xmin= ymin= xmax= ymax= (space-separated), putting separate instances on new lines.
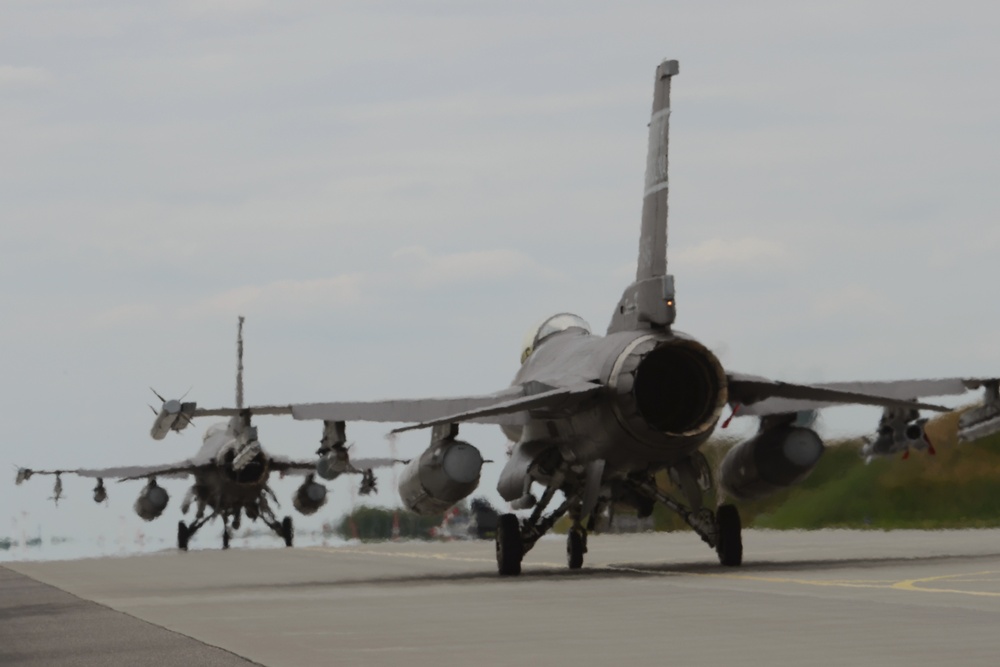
xmin=335 ymin=505 xmax=446 ymax=541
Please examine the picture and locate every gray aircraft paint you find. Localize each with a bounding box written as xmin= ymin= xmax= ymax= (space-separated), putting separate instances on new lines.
xmin=132 ymin=60 xmax=999 ymax=570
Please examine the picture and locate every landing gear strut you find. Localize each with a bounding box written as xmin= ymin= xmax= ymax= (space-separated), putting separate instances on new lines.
xmin=626 ymin=473 xmax=744 ymax=567
xmin=177 ymin=510 xmax=221 ymax=551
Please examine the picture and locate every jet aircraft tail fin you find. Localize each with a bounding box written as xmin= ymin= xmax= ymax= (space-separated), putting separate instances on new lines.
xmin=608 ymin=59 xmax=679 ymax=334
xmin=236 ymin=315 xmax=245 ymax=410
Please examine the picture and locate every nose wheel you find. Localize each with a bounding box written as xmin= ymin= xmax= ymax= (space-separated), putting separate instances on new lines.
xmin=281 ymin=516 xmax=294 ymax=547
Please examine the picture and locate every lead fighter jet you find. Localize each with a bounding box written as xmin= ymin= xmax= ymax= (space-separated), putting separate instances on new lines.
xmin=149 ymin=61 xmax=997 ymax=573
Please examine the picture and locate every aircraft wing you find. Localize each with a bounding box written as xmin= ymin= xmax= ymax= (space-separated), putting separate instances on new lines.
xmin=727 ymin=373 xmax=955 ymax=416
xmin=16 ymin=461 xmax=199 ymax=484
xmin=285 ymin=383 xmax=600 ymax=428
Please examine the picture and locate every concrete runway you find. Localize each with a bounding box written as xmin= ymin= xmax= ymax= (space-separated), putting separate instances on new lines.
xmin=6 ymin=529 xmax=1000 ymax=666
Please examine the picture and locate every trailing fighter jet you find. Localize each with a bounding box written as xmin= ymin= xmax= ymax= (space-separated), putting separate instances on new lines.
xmin=147 ymin=60 xmax=997 ymax=574
xmin=15 ymin=318 xmax=393 ymax=550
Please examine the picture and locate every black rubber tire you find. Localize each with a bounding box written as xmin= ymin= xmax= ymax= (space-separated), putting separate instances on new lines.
xmin=496 ymin=514 xmax=523 ymax=576
xmin=567 ymin=530 xmax=585 ymax=570
xmin=715 ymin=504 xmax=743 ymax=567
xmin=177 ymin=521 xmax=189 ymax=551
xmin=281 ymin=516 xmax=294 ymax=547
xmin=222 ymin=529 xmax=230 ymax=550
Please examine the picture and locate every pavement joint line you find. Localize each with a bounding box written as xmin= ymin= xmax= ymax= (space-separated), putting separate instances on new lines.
xmin=305 ymin=546 xmax=565 ymax=568
xmin=607 ymin=565 xmax=892 ymax=589
xmin=309 ymin=547 xmax=1000 ymax=598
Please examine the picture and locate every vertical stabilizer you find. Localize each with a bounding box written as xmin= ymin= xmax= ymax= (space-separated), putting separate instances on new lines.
xmin=608 ymin=60 xmax=679 ymax=334
xmin=236 ymin=316 xmax=245 ymax=410
xmin=637 ymin=59 xmax=678 ymax=281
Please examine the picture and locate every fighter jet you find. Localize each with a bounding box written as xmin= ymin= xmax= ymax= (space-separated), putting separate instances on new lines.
xmin=147 ymin=60 xmax=996 ymax=574
xmin=15 ymin=318 xmax=393 ymax=550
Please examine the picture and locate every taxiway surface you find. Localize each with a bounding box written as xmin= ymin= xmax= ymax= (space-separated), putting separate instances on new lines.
xmin=5 ymin=529 xmax=1000 ymax=666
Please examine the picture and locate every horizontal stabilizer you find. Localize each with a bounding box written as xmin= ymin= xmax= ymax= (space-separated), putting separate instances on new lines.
xmin=391 ymin=383 xmax=604 ymax=434
xmin=191 ymin=405 xmax=294 ymax=418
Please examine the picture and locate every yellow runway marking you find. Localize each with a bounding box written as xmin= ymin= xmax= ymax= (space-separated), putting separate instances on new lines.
xmin=892 ymin=571 xmax=1000 ymax=598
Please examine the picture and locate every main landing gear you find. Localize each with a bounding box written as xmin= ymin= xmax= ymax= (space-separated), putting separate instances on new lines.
xmin=715 ymin=504 xmax=742 ymax=567
xmin=176 ymin=494 xmax=294 ymax=550
xmin=177 ymin=512 xmax=236 ymax=551
xmin=494 ymin=455 xmax=744 ymax=575
xmin=177 ymin=511 xmax=226 ymax=551
xmin=177 ymin=513 xmax=293 ymax=550
xmin=566 ymin=527 xmax=586 ymax=570
xmin=258 ymin=489 xmax=294 ymax=547
xmin=626 ymin=458 xmax=743 ymax=567
xmin=496 ymin=514 xmax=523 ymax=576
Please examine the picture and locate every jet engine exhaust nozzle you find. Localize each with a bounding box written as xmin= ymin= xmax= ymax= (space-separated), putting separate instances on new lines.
xmin=610 ymin=336 xmax=727 ymax=446
xmin=634 ymin=343 xmax=724 ymax=434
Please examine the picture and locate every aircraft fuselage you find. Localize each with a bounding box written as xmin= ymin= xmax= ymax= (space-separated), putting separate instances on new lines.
xmin=498 ymin=326 xmax=728 ymax=501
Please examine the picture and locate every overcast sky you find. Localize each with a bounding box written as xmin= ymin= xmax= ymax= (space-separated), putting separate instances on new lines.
xmin=3 ymin=1 xmax=999 ymax=554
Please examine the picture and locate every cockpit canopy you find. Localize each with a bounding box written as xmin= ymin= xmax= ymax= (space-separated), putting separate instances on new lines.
xmin=520 ymin=313 xmax=591 ymax=363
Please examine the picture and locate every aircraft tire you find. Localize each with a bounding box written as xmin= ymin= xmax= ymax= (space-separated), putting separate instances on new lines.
xmin=281 ymin=516 xmax=294 ymax=547
xmin=222 ymin=528 xmax=230 ymax=550
xmin=177 ymin=521 xmax=189 ymax=551
xmin=567 ymin=529 xmax=585 ymax=570
xmin=715 ymin=504 xmax=742 ymax=567
xmin=496 ymin=514 xmax=523 ymax=576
